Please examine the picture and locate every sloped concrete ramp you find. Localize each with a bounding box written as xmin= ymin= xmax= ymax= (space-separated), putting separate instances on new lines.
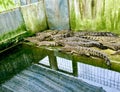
xmin=0 ymin=64 xmax=105 ymax=92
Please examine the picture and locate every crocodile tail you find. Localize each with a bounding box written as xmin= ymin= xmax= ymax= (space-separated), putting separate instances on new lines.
xmin=88 ymin=48 xmax=111 ymax=67
xmin=103 ymin=53 xmax=111 ymax=66
xmin=97 ymin=51 xmax=111 ymax=67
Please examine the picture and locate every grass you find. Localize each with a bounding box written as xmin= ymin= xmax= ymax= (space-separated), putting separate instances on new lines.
xmin=70 ymin=0 xmax=120 ymax=35
xmin=0 ymin=0 xmax=20 ymax=13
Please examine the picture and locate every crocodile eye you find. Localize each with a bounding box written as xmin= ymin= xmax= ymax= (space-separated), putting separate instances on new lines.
xmin=103 ymin=55 xmax=106 ymax=59
xmin=99 ymin=53 xmax=101 ymax=56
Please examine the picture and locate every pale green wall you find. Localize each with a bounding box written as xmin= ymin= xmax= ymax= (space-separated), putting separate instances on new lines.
xmin=0 ymin=8 xmax=24 ymax=35
xmin=0 ymin=8 xmax=26 ymax=43
xmin=21 ymin=1 xmax=47 ymax=34
xmin=44 ymin=0 xmax=70 ymax=30
xmin=0 ymin=0 xmax=48 ymax=48
xmin=69 ymin=0 xmax=120 ymax=34
xmin=0 ymin=0 xmax=48 ymax=43
xmin=0 ymin=0 xmax=120 ymax=43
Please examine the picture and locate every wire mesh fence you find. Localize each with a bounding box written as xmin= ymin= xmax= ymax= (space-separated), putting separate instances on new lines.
xmin=38 ymin=56 xmax=50 ymax=66
xmin=38 ymin=55 xmax=120 ymax=91
xmin=57 ymin=57 xmax=73 ymax=73
xmin=78 ymin=62 xmax=120 ymax=90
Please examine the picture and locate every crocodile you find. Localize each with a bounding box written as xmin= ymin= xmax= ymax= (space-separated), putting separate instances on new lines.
xmin=74 ymin=31 xmax=118 ymax=37
xmin=35 ymin=30 xmax=59 ymax=41
xmin=56 ymin=40 xmax=101 ymax=48
xmin=36 ymin=30 xmax=58 ymax=36
xmin=24 ymin=37 xmax=39 ymax=43
xmin=60 ymin=46 xmax=111 ymax=67
xmin=56 ymin=36 xmax=106 ymax=49
xmin=102 ymin=42 xmax=120 ymax=51
xmin=80 ymin=36 xmax=120 ymax=50
xmin=111 ymin=50 xmax=120 ymax=55
xmin=80 ymin=36 xmax=120 ymax=42
xmin=61 ymin=37 xmax=93 ymax=42
xmin=52 ymin=30 xmax=74 ymax=41
xmin=37 ymin=41 xmax=57 ymax=46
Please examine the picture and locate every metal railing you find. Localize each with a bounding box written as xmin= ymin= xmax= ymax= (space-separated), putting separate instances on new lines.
xmin=39 ymin=55 xmax=120 ymax=91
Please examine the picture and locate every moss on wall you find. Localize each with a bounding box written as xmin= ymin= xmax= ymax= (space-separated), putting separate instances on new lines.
xmin=21 ymin=1 xmax=47 ymax=34
xmin=0 ymin=24 xmax=26 ymax=42
xmin=0 ymin=7 xmax=27 ymax=49
xmin=0 ymin=24 xmax=27 ymax=50
xmin=0 ymin=1 xmax=48 ymax=49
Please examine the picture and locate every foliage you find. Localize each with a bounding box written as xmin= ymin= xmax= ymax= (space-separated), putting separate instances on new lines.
xmin=0 ymin=0 xmax=20 ymax=12
xmin=0 ymin=0 xmax=14 ymax=8
xmin=70 ymin=0 xmax=120 ymax=34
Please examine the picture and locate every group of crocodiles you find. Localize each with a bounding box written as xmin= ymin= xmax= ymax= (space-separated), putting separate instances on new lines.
xmin=25 ymin=30 xmax=120 ymax=68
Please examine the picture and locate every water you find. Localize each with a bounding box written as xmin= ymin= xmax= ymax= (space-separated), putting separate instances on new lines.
xmin=0 ymin=43 xmax=120 ymax=92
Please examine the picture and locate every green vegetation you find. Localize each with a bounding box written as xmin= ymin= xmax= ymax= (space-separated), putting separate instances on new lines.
xmin=70 ymin=0 xmax=76 ymax=30
xmin=21 ymin=2 xmax=47 ymax=34
xmin=0 ymin=24 xmax=26 ymax=42
xmin=0 ymin=24 xmax=27 ymax=50
xmin=70 ymin=0 xmax=120 ymax=34
xmin=0 ymin=0 xmax=20 ymax=12
xmin=95 ymin=0 xmax=120 ymax=34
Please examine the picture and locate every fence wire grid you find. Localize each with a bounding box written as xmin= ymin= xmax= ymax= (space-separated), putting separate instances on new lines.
xmin=39 ymin=56 xmax=120 ymax=91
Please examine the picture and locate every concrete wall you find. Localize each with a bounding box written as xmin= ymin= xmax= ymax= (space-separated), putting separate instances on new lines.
xmin=0 ymin=0 xmax=48 ymax=42
xmin=0 ymin=0 xmax=120 ymax=41
xmin=21 ymin=1 xmax=47 ymax=33
xmin=0 ymin=8 xmax=24 ymax=35
xmin=20 ymin=0 xmax=119 ymax=33
xmin=44 ymin=0 xmax=69 ymax=30
xmin=20 ymin=0 xmax=39 ymax=5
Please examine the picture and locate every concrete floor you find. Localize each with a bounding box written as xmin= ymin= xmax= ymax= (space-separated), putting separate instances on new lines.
xmin=0 ymin=64 xmax=105 ymax=92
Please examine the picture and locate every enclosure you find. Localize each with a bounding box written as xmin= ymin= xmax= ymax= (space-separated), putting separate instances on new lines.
xmin=0 ymin=0 xmax=120 ymax=92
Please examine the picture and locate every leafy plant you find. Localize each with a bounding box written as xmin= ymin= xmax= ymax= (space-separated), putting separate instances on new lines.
xmin=0 ymin=0 xmax=18 ymax=12
xmin=0 ymin=0 xmax=14 ymax=8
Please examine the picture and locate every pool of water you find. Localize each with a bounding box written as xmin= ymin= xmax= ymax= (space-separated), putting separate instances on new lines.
xmin=0 ymin=43 xmax=120 ymax=92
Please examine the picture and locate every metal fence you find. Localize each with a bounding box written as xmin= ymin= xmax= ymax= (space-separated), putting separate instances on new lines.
xmin=39 ymin=56 xmax=120 ymax=91
xmin=78 ymin=62 xmax=120 ymax=91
